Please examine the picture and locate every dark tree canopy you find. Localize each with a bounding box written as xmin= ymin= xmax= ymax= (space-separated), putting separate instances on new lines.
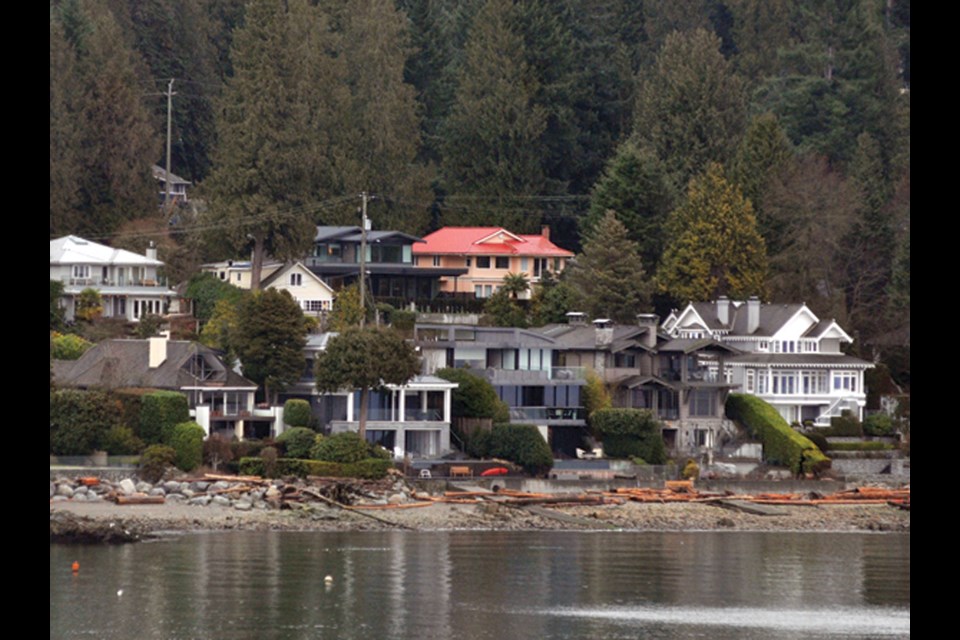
xmin=314 ymin=327 xmax=421 ymax=439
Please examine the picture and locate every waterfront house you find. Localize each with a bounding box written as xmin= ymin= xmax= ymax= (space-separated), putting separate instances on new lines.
xmin=51 ymin=334 xmax=282 ymax=439
xmin=664 ymin=297 xmax=873 ymax=426
xmin=50 ymin=235 xmax=176 ymax=323
xmin=200 ymin=260 xmax=335 ymax=318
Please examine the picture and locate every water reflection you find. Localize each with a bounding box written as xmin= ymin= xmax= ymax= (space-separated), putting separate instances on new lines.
xmin=51 ymin=531 xmax=908 ymax=640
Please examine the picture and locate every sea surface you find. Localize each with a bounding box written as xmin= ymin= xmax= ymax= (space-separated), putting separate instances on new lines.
xmin=51 ymin=530 xmax=909 ymax=639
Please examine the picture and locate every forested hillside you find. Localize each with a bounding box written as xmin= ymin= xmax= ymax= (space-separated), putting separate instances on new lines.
xmin=49 ymin=0 xmax=910 ymax=385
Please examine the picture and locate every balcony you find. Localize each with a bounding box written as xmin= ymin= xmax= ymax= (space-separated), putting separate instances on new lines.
xmin=508 ymin=407 xmax=586 ymax=423
xmin=63 ymin=275 xmax=169 ymax=288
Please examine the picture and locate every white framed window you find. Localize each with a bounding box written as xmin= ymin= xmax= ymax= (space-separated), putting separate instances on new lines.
xmin=832 ymin=372 xmax=858 ymax=392
xmin=475 ymin=285 xmax=484 ymax=298
xmin=72 ymin=265 xmax=90 ymax=279
xmin=758 ymin=340 xmax=769 ymax=352
xmin=477 ymin=257 xmax=491 ymax=268
xmin=290 ymin=273 xmax=302 ymax=286
xmin=303 ymin=300 xmax=327 ymax=312
xmin=745 ymin=369 xmax=755 ymax=393
xmin=521 ymin=257 xmax=528 ymax=272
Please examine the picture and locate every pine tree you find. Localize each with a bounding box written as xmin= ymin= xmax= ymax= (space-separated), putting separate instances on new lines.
xmin=439 ymin=0 xmax=548 ymax=232
xmin=584 ymin=140 xmax=675 ymax=270
xmin=234 ymin=289 xmax=308 ymax=404
xmin=658 ymin=163 xmax=768 ymax=304
xmin=201 ymin=0 xmax=322 ymax=289
xmin=630 ymin=28 xmax=748 ymax=195
xmin=568 ymin=211 xmax=649 ymax=323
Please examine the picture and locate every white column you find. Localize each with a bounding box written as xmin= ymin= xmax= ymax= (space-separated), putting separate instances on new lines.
xmin=444 ymin=388 xmax=451 ymax=423
xmin=346 ymin=392 xmax=354 ymax=422
xmin=399 ymin=388 xmax=406 ymax=422
xmin=421 ymin=391 xmax=427 ymax=420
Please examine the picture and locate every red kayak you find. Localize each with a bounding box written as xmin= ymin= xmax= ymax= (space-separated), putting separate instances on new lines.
xmin=480 ymin=467 xmax=509 ymax=477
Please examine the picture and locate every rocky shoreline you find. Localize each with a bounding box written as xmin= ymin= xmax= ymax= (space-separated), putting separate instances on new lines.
xmin=50 ymin=473 xmax=910 ymax=543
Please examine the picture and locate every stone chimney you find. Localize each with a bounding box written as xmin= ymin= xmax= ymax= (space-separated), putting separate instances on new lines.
xmin=566 ymin=311 xmax=586 ymax=325
xmin=717 ymin=296 xmax=730 ymax=326
xmin=148 ymin=333 xmax=169 ymax=368
xmin=635 ymin=313 xmax=660 ymax=349
xmin=541 ymin=225 xmax=551 ymax=241
xmin=146 ymin=240 xmax=158 ymax=262
xmin=747 ymin=296 xmax=761 ymax=334
xmin=593 ymin=318 xmax=614 ymax=346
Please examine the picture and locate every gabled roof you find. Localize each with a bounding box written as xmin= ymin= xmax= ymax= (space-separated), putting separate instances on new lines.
xmin=50 ymin=236 xmax=164 ymax=267
xmin=260 ymin=262 xmax=335 ymax=293
xmin=412 ymin=227 xmax=574 ymax=257
xmin=53 ymin=339 xmax=256 ymax=390
xmin=658 ymin=337 xmax=742 ymax=355
xmin=534 ymin=323 xmax=654 ymax=352
xmin=683 ymin=301 xmax=811 ymax=336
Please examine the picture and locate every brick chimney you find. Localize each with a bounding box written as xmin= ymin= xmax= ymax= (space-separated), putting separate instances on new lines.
xmin=541 ymin=225 xmax=551 ymax=241
xmin=747 ymin=296 xmax=761 ymax=334
xmin=717 ymin=296 xmax=730 ymax=326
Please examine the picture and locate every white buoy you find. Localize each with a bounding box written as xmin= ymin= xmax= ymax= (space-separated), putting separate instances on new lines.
xmin=324 ymin=575 xmax=333 ymax=584
xmin=117 ymin=589 xmax=124 ymax=597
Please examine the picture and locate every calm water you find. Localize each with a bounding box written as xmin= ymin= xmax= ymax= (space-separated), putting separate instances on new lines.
xmin=51 ymin=530 xmax=909 ymax=640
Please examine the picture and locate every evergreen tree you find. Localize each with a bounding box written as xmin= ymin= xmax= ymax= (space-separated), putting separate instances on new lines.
xmin=730 ymin=112 xmax=795 ymax=248
xmin=439 ymin=0 xmax=548 ymax=232
xmin=658 ymin=163 xmax=768 ymax=304
xmin=584 ymin=140 xmax=675 ymax=270
xmin=51 ymin=0 xmax=160 ymax=237
xmin=234 ymin=289 xmax=308 ymax=404
xmin=728 ymin=0 xmax=793 ymax=84
xmin=630 ymin=28 xmax=748 ymax=195
xmin=484 ymin=289 xmax=528 ymax=328
xmin=201 ymin=0 xmax=323 ymax=289
xmin=320 ymin=0 xmax=435 ymax=234
xmin=568 ymin=211 xmax=649 ymax=323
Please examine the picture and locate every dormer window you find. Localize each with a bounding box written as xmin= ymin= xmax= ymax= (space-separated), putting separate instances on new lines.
xmin=290 ymin=273 xmax=302 ymax=286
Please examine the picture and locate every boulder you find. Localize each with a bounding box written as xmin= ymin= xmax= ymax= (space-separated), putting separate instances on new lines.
xmin=118 ymin=479 xmax=137 ymax=496
xmin=234 ymin=500 xmax=253 ymax=511
xmin=189 ymin=495 xmax=212 ymax=507
xmin=56 ymin=484 xmax=75 ymax=498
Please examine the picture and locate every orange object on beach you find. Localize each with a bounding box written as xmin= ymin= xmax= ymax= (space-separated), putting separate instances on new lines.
xmin=480 ymin=467 xmax=509 ymax=477
xmin=72 ymin=561 xmax=80 ymax=572
xmin=78 ymin=477 xmax=100 ymax=486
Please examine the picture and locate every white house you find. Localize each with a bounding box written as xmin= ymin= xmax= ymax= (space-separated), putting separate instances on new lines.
xmin=200 ymin=260 xmax=335 ymax=317
xmin=50 ymin=235 xmax=176 ymax=323
xmin=665 ymin=297 xmax=873 ymax=426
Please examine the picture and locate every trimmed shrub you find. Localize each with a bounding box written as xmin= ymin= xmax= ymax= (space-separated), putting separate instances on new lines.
xmin=484 ymin=424 xmax=553 ymax=476
xmin=805 ymin=431 xmax=829 ymax=452
xmin=169 ymin=422 xmax=205 ymax=472
xmin=238 ymin=457 xmax=392 ymax=479
xmin=140 ymin=444 xmax=176 ymax=483
xmin=863 ymin=414 xmax=895 ymax=437
xmin=50 ymin=389 xmax=123 ymax=455
xmin=726 ymin=393 xmax=831 ymax=476
xmin=283 ymin=399 xmax=312 ymax=428
xmin=436 ymin=368 xmax=510 ymax=423
xmin=139 ymin=391 xmax=190 ymax=445
xmin=101 ymin=425 xmax=145 ymax=456
xmin=312 ymin=432 xmax=371 ymax=463
xmin=827 ymin=413 xmax=864 ymax=437
xmin=591 ymin=409 xmax=667 ymax=464
xmin=277 ymin=427 xmax=318 ymax=459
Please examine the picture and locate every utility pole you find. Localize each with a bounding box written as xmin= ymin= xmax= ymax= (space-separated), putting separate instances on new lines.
xmin=164 ymin=78 xmax=176 ymax=213
xmin=359 ymin=192 xmax=369 ymax=328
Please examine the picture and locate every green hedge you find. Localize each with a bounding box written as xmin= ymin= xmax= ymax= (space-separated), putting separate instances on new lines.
xmin=725 ymin=393 xmax=830 ymax=476
xmin=311 ymin=432 xmax=370 ymax=463
xmin=823 ymin=441 xmax=896 ymax=452
xmin=139 ymin=391 xmax=190 ymax=445
xmin=238 ymin=457 xmax=392 ymax=479
xmin=50 ymin=389 xmax=123 ymax=455
xmin=591 ymin=408 xmax=667 ymax=463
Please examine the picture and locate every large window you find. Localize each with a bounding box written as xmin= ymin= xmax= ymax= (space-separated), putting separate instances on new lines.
xmin=495 ymin=256 xmax=509 ymax=269
xmin=690 ymin=390 xmax=716 ymax=416
xmin=833 ymin=372 xmax=858 ymax=392
xmin=477 ymin=256 xmax=491 ymax=269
